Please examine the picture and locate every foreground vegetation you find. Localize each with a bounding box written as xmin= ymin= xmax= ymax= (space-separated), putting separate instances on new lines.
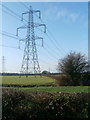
xmin=1 ymin=74 xmax=89 ymax=119
xmin=2 ymin=88 xmax=89 ymax=119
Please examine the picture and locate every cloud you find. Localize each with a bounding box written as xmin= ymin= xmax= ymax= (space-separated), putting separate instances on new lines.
xmin=57 ymin=9 xmax=80 ymax=23
xmin=44 ymin=5 xmax=58 ymax=18
xmin=44 ymin=6 xmax=80 ymax=23
xmin=69 ymin=13 xmax=80 ymax=22
xmin=57 ymin=9 xmax=68 ymax=18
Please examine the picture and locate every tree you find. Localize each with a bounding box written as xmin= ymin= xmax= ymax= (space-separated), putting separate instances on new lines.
xmin=58 ymin=52 xmax=87 ymax=85
xmin=42 ymin=70 xmax=50 ymax=74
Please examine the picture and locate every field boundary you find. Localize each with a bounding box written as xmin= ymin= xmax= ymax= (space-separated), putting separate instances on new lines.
xmin=2 ymin=84 xmax=56 ymax=88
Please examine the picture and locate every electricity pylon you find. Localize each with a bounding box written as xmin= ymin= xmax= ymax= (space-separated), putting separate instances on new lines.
xmin=2 ymin=56 xmax=5 ymax=73
xmin=16 ymin=6 xmax=46 ymax=74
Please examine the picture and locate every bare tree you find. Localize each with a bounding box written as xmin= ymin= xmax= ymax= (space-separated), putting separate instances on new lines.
xmin=58 ymin=52 xmax=87 ymax=85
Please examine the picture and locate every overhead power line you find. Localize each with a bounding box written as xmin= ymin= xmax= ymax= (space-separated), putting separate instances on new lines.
xmin=0 ymin=44 xmax=20 ymax=49
xmin=0 ymin=32 xmax=19 ymax=40
xmin=35 ymin=11 xmax=68 ymax=54
xmin=34 ymin=13 xmax=67 ymax=55
xmin=1 ymin=3 xmax=28 ymax=24
xmin=0 ymin=31 xmax=59 ymax=61
xmin=0 ymin=30 xmax=60 ymax=62
xmin=2 ymin=8 xmax=21 ymax=21
xmin=46 ymin=28 xmax=68 ymax=54
xmin=45 ymin=33 xmax=66 ymax=56
xmin=1 ymin=4 xmax=21 ymax=19
xmin=36 ymin=27 xmax=65 ymax=58
xmin=18 ymin=0 xmax=29 ymax=10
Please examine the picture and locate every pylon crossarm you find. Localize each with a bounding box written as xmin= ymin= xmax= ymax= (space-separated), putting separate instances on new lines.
xmin=21 ymin=12 xmax=29 ymax=21
xmin=39 ymin=24 xmax=46 ymax=33
xmin=35 ymin=36 xmax=43 ymax=40
xmin=34 ymin=23 xmax=46 ymax=33
xmin=16 ymin=26 xmax=27 ymax=36
xmin=33 ymin=10 xmax=41 ymax=19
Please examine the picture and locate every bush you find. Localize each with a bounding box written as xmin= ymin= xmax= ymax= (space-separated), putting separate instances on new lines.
xmin=56 ymin=75 xmax=72 ymax=86
xmin=49 ymin=73 xmax=90 ymax=86
xmin=49 ymin=74 xmax=72 ymax=86
xmin=80 ymin=72 xmax=90 ymax=86
xmin=2 ymin=88 xmax=90 ymax=119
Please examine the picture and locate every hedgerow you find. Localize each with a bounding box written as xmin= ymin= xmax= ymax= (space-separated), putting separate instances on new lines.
xmin=2 ymin=88 xmax=89 ymax=119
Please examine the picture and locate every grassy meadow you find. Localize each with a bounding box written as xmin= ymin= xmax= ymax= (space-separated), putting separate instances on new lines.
xmin=1 ymin=75 xmax=89 ymax=93
xmin=17 ymin=86 xmax=89 ymax=93
xmin=1 ymin=75 xmax=55 ymax=86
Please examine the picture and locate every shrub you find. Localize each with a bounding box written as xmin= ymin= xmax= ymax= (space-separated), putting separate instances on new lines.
xmin=2 ymin=88 xmax=90 ymax=119
xmin=80 ymin=72 xmax=90 ymax=86
xmin=49 ymin=74 xmax=72 ymax=86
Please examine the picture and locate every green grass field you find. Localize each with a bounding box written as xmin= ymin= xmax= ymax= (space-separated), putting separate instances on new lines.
xmin=1 ymin=75 xmax=89 ymax=93
xmin=17 ymin=86 xmax=89 ymax=93
xmin=1 ymin=75 xmax=55 ymax=86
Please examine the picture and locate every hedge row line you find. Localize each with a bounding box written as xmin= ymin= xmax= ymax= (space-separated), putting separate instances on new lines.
xmin=2 ymin=88 xmax=90 ymax=119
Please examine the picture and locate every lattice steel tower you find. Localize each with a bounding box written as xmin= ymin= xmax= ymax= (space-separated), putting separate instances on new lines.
xmin=2 ymin=56 xmax=5 ymax=73
xmin=16 ymin=6 xmax=46 ymax=74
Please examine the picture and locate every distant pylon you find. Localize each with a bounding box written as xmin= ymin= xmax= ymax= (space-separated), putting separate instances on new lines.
xmin=2 ymin=56 xmax=5 ymax=73
xmin=16 ymin=6 xmax=46 ymax=74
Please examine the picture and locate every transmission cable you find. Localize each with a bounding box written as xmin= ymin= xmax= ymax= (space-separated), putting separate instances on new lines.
xmin=0 ymin=32 xmax=19 ymax=40
xmin=35 ymin=13 xmax=68 ymax=54
xmin=1 ymin=3 xmax=28 ymax=24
